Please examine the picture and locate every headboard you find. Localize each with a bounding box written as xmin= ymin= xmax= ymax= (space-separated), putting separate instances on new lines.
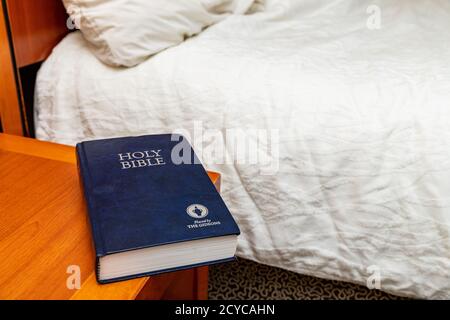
xmin=5 ymin=0 xmax=69 ymax=67
xmin=2 ymin=0 xmax=68 ymax=136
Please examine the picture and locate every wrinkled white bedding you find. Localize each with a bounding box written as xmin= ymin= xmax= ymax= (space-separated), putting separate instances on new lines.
xmin=35 ymin=0 xmax=450 ymax=298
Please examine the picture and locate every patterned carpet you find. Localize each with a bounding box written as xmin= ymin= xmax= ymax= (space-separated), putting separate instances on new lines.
xmin=208 ymin=258 xmax=407 ymax=300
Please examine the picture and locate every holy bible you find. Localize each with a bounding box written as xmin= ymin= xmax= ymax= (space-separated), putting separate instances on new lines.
xmin=76 ymin=134 xmax=240 ymax=284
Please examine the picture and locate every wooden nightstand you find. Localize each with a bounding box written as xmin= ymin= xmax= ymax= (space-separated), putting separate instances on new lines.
xmin=0 ymin=134 xmax=220 ymax=299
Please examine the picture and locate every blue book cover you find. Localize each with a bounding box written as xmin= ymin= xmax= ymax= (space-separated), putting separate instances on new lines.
xmin=76 ymin=134 xmax=240 ymax=283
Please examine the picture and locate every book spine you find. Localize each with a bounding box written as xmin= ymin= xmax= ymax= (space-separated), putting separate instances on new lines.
xmin=76 ymin=143 xmax=105 ymax=257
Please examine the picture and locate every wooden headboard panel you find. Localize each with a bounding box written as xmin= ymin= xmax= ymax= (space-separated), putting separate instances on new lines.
xmin=1 ymin=0 xmax=69 ymax=137
xmin=5 ymin=0 xmax=69 ymax=67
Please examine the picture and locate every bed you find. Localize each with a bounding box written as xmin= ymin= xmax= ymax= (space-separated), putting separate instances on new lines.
xmin=34 ymin=0 xmax=450 ymax=299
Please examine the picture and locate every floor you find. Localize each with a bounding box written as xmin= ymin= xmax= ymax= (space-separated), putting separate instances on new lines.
xmin=208 ymin=258 xmax=408 ymax=300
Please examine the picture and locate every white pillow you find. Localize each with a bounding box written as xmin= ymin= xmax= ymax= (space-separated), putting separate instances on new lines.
xmin=63 ymin=0 xmax=256 ymax=67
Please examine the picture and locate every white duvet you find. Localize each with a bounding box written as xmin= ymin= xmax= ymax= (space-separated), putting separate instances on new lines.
xmin=35 ymin=0 xmax=450 ymax=299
